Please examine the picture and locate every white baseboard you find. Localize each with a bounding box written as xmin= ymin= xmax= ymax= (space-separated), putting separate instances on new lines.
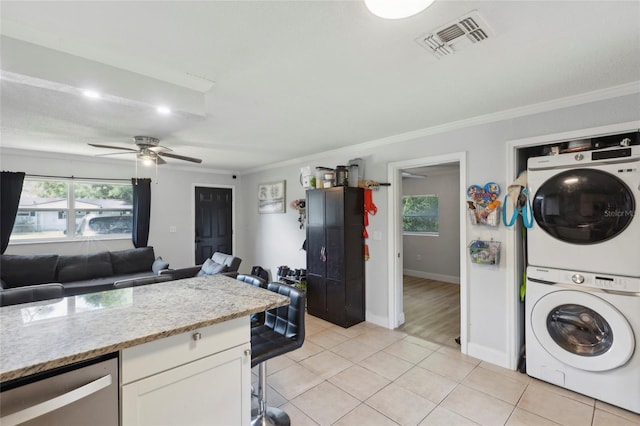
xmin=467 ymin=342 xmax=510 ymax=369
xmin=365 ymin=312 xmax=390 ymax=329
xmin=403 ymin=269 xmax=460 ymax=284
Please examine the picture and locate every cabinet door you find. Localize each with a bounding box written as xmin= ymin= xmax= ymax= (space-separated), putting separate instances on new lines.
xmin=121 ymin=343 xmax=251 ymax=426
xmin=306 ymin=273 xmax=326 ymax=317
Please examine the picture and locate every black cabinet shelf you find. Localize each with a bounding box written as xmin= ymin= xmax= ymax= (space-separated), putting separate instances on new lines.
xmin=306 ymin=187 xmax=365 ymax=328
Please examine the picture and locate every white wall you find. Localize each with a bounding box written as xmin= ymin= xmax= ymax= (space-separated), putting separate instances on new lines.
xmin=1 ymin=150 xmax=237 ymax=268
xmin=402 ymin=169 xmax=460 ymax=283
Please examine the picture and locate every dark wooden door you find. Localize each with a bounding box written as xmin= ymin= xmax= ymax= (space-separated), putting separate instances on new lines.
xmin=195 ymin=187 xmax=232 ymax=264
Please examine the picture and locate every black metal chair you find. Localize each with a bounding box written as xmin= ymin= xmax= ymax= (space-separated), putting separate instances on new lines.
xmin=237 ymin=274 xmax=268 ymax=326
xmin=251 ymin=282 xmax=305 ymax=426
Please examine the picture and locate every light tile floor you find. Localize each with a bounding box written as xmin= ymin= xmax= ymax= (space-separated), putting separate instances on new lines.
xmin=252 ymin=314 xmax=640 ymax=426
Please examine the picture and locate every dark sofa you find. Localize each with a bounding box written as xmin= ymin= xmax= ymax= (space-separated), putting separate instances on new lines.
xmin=0 ymin=247 xmax=169 ymax=297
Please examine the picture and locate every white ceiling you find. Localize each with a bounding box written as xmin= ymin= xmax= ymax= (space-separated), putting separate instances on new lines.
xmin=1 ymin=1 xmax=639 ymax=173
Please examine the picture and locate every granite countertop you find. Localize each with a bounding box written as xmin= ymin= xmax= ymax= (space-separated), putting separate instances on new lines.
xmin=0 ymin=275 xmax=290 ymax=382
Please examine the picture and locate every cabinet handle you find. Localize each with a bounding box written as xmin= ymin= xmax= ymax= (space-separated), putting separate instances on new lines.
xmin=192 ymin=332 xmax=202 ymax=341
xmin=244 ymin=349 xmax=251 ymax=357
xmin=0 ymin=374 xmax=112 ymax=426
xmin=320 ymin=246 xmax=327 ymax=262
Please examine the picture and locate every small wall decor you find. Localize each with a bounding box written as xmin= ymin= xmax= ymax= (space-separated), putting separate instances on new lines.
xmin=467 ymin=182 xmax=501 ymax=226
xmin=469 ymin=240 xmax=501 ymax=265
xmin=258 ymin=180 xmax=286 ymax=213
xmin=290 ymin=198 xmax=306 ymax=229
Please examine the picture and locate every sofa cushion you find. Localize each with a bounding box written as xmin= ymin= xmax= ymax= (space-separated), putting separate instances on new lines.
xmin=0 ymin=283 xmax=65 ymax=307
xmin=196 ymin=258 xmax=227 ymax=276
xmin=110 ymin=247 xmax=155 ymax=275
xmin=0 ymin=254 xmax=59 ymax=288
xmin=62 ymin=271 xmax=159 ymax=296
xmin=152 ymin=257 xmax=170 ymax=274
xmin=211 ymin=252 xmax=241 ymax=272
xmin=57 ymin=252 xmax=113 ymax=283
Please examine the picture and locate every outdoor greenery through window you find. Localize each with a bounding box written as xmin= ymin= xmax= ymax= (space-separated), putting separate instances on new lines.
xmin=402 ymin=194 xmax=439 ymax=235
xmin=11 ymin=178 xmax=133 ymax=241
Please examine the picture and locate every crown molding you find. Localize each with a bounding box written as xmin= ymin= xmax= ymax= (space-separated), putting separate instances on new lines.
xmin=244 ymin=81 xmax=640 ymax=176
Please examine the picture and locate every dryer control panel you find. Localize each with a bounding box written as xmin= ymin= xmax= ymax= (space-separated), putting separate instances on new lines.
xmin=528 ymin=267 xmax=640 ymax=293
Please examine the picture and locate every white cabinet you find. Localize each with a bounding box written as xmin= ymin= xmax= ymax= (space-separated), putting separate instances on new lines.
xmin=121 ymin=317 xmax=251 ymax=426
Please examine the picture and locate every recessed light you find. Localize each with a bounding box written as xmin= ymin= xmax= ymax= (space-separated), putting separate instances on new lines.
xmin=156 ymin=106 xmax=171 ymax=115
xmin=365 ymin=0 xmax=435 ymax=19
xmin=83 ymin=89 xmax=101 ymax=99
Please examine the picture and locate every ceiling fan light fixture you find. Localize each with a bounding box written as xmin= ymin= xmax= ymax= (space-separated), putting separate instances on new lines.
xmin=137 ymin=150 xmax=156 ymax=167
xmin=83 ymin=89 xmax=101 ymax=99
xmin=365 ymin=0 xmax=435 ymax=19
xmin=156 ymin=105 xmax=171 ymax=115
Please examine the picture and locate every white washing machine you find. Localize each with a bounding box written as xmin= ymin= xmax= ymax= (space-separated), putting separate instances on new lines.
xmin=525 ymin=266 xmax=640 ymax=414
xmin=527 ymin=145 xmax=640 ymax=277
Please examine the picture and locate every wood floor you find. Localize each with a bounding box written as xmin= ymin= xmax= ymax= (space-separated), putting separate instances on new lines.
xmin=397 ymin=275 xmax=461 ymax=349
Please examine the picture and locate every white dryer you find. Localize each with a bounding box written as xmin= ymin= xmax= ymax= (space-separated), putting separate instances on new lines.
xmin=527 ymin=145 xmax=640 ymax=277
xmin=525 ymin=266 xmax=640 ymax=414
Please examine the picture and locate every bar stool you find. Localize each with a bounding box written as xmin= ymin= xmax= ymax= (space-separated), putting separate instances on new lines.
xmin=237 ymin=274 xmax=268 ymax=326
xmin=251 ymin=282 xmax=305 ymax=426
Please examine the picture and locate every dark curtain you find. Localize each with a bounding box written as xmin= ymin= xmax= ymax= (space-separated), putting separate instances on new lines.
xmin=1 ymin=172 xmax=25 ymax=254
xmin=132 ymin=178 xmax=151 ymax=248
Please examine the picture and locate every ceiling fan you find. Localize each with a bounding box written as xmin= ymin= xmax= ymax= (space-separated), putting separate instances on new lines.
xmin=89 ymin=136 xmax=202 ymax=165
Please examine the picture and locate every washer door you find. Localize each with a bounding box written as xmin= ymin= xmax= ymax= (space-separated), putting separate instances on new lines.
xmin=531 ymin=290 xmax=635 ymax=372
xmin=532 ymin=169 xmax=635 ymax=244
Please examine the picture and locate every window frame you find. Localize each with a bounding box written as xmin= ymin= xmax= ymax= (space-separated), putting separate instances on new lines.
xmin=10 ymin=177 xmax=133 ymax=244
xmin=402 ymin=194 xmax=440 ymax=237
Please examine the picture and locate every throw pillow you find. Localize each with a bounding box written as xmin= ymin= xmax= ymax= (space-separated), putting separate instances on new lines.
xmin=197 ymin=258 xmax=227 ymax=276
xmin=152 ymin=257 xmax=170 ymax=274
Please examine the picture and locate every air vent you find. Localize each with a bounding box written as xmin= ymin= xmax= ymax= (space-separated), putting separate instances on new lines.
xmin=416 ymin=11 xmax=492 ymax=58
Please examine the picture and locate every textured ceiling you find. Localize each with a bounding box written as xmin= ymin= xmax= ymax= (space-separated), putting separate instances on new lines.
xmin=1 ymin=1 xmax=639 ymax=173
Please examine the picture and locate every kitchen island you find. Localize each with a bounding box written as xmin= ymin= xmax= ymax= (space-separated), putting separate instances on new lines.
xmin=0 ymin=275 xmax=290 ymax=425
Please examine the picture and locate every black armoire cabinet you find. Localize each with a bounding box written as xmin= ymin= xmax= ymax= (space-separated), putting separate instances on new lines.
xmin=306 ymin=187 xmax=365 ymax=328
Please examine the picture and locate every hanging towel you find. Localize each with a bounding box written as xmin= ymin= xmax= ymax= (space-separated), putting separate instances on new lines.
xmin=503 ymin=171 xmax=533 ymax=228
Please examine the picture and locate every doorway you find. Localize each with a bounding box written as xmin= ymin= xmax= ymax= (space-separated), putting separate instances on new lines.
xmin=194 ymin=186 xmax=234 ymax=264
xmin=387 ymin=152 xmax=469 ymax=354
xmin=398 ymin=163 xmax=461 ymax=348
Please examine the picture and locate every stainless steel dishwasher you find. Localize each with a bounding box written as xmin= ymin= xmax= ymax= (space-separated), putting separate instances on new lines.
xmin=0 ymin=353 xmax=118 ymax=426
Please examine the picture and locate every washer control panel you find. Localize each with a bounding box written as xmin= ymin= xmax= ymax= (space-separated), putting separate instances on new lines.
xmin=528 ymin=267 xmax=640 ymax=293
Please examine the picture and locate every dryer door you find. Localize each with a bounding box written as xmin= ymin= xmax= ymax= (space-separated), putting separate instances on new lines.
xmin=531 ymin=290 xmax=635 ymax=372
xmin=532 ymin=169 xmax=635 ymax=244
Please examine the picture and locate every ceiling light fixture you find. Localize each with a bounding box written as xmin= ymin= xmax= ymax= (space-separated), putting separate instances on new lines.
xmin=364 ymin=0 xmax=435 ymax=19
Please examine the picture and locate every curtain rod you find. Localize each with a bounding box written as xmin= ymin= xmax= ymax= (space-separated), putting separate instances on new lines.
xmin=26 ymin=174 xmax=135 ymax=183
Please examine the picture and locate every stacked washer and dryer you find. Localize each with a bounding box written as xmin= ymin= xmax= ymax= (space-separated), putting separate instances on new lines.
xmin=526 ymin=136 xmax=640 ymax=414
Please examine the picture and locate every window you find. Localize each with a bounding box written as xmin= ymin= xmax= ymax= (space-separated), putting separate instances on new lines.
xmin=402 ymin=194 xmax=439 ymax=235
xmin=10 ymin=178 xmax=133 ymax=241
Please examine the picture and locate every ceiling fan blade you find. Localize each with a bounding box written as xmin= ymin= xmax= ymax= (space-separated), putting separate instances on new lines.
xmin=158 ymin=151 xmax=202 ymax=164
xmin=153 ymin=156 xmax=167 ymax=165
xmin=95 ymin=152 xmax=136 ymax=157
xmin=89 ymin=143 xmax=138 ymax=152
xmin=148 ymin=145 xmax=172 ymax=153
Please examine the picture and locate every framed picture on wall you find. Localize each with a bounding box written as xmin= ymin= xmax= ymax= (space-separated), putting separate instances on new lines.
xmin=258 ymin=180 xmax=286 ymax=214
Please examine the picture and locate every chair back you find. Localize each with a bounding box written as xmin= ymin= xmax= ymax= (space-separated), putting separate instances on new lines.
xmin=236 ymin=274 xmax=267 ymax=289
xmin=211 ymin=252 xmax=242 ymax=273
xmin=264 ymin=282 xmax=305 ymax=345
